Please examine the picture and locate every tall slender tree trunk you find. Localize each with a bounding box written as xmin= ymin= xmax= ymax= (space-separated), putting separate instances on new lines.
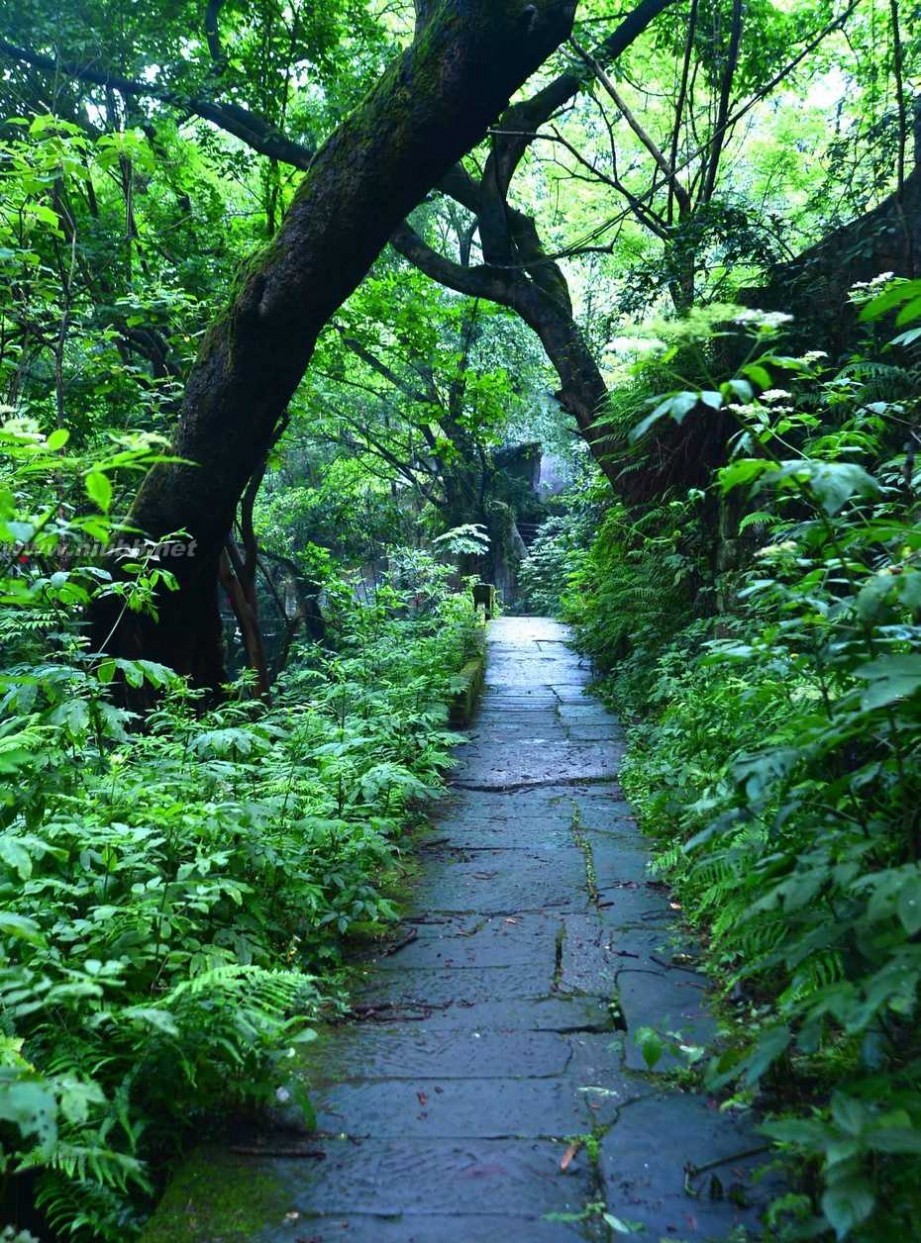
xmin=93 ymin=0 xmax=578 ymax=688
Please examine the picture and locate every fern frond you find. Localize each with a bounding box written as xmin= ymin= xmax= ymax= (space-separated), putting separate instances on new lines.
xmin=22 ymin=1141 xmax=148 ymax=1193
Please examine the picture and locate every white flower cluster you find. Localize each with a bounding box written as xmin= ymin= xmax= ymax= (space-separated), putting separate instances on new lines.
xmin=731 ymin=309 xmax=794 ymax=329
xmin=760 ymin=389 xmax=793 ymax=404
xmin=756 ymin=540 xmax=798 ymax=558
xmin=849 ymin=272 xmax=895 ymax=295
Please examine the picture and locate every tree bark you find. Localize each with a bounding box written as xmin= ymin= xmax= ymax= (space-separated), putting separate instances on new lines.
xmin=740 ymin=166 xmax=921 ymax=357
xmin=93 ymin=0 xmax=579 ymax=687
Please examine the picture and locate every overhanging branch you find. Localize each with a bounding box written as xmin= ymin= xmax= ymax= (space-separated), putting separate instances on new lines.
xmin=0 ymin=36 xmax=315 ymax=169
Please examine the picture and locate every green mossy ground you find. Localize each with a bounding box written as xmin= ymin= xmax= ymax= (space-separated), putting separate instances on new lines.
xmin=141 ymin=1149 xmax=290 ymax=1243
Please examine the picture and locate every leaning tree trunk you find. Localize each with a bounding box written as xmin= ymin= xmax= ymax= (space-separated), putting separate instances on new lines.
xmin=94 ymin=0 xmax=579 ymax=688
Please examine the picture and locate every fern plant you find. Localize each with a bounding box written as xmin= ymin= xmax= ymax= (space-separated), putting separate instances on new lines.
xmin=572 ymin=294 xmax=921 ymax=1241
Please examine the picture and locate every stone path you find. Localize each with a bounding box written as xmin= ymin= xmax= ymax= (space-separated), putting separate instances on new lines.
xmin=146 ymin=618 xmax=770 ymax=1243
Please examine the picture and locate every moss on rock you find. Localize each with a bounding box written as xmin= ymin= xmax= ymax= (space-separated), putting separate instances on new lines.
xmin=141 ymin=1148 xmax=290 ymax=1243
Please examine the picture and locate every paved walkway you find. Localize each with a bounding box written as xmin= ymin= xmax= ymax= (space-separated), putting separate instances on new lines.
xmin=147 ymin=618 xmax=769 ymax=1242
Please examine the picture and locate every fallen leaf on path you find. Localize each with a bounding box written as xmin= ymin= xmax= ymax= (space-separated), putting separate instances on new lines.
xmin=560 ymin=1141 xmax=581 ymax=1171
xmin=603 ymin=1211 xmax=644 ymax=1234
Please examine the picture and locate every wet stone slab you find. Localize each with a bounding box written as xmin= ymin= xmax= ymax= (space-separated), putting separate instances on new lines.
xmin=368 ymin=910 xmax=564 ymax=970
xmin=269 ymin=1212 xmax=593 ymax=1242
xmin=411 ymin=849 xmax=589 ymax=914
xmin=271 ymin=1136 xmax=594 ymax=1218
xmin=600 ymin=1092 xmax=773 ymax=1237
xmin=556 ymin=913 xmax=617 ymax=997
xmin=589 ymin=843 xmax=655 ymax=887
xmin=615 ymin=966 xmax=717 ymax=1069
xmin=440 ymin=816 xmax=577 ymax=851
xmin=351 ymin=962 xmax=556 ymax=1006
xmin=462 ymin=716 xmax=565 ymax=742
xmin=384 ymin=991 xmax=613 ymax=1034
xmin=311 ymin=1075 xmax=589 ymax=1139
xmin=557 ymin=702 xmax=622 ymax=726
xmin=456 ymin=742 xmax=618 ymax=788
xmin=302 ymin=1028 xmax=575 ymax=1083
xmin=596 ymin=881 xmax=681 ymax=928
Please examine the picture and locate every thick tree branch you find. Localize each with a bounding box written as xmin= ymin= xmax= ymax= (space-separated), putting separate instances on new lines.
xmin=391 ymin=223 xmax=515 ymax=303
xmin=204 ymin=0 xmax=227 ymax=68
xmin=0 ymin=37 xmax=315 ymax=169
xmin=390 ymin=222 xmax=615 ymax=485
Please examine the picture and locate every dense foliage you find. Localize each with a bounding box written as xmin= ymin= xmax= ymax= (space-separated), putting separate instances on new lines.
xmin=541 ymin=291 xmax=921 ymax=1239
xmin=0 ymin=423 xmax=481 ymax=1236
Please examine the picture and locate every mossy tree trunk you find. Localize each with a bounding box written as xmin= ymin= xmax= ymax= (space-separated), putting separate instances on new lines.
xmin=94 ymin=0 xmax=579 ymax=688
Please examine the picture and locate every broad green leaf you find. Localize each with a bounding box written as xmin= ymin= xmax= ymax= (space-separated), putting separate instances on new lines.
xmin=0 ymin=836 xmax=33 ymax=880
xmin=767 ymin=461 xmax=879 ymax=515
xmin=718 ymin=458 xmax=774 ymax=493
xmin=761 ymin=1116 xmax=830 ymax=1146
xmin=669 ymin=391 xmax=700 ymax=423
xmin=0 ymin=911 xmax=44 ymax=943
xmin=866 ymin=1126 xmax=921 ymax=1155
xmin=853 ymin=655 xmax=921 ymax=710
xmin=635 ymin=1026 xmax=664 ymax=1069
xmin=46 ymin=427 xmax=70 ymax=451
xmin=0 ymin=1071 xmax=58 ymax=1152
xmin=97 ymin=658 xmax=117 ymax=684
xmin=85 ymin=470 xmax=113 ymax=512
xmin=723 ymin=377 xmax=754 ymax=402
xmin=896 ymin=873 xmax=921 ymax=936
xmin=742 ymin=1024 xmax=791 ymax=1086
xmin=858 ymin=278 xmax=921 ymax=320
xmin=831 ymin=1093 xmax=868 ymax=1138
xmin=57 ymin=1077 xmax=106 ymax=1125
xmin=50 ymin=698 xmax=90 ymax=738
xmin=821 ymin=1180 xmax=875 ymax=1240
xmin=742 ymin=363 xmax=773 ymax=390
xmin=855 ymin=574 xmax=895 ymax=622
xmin=895 ymin=295 xmax=921 ymax=326
xmin=891 ymin=325 xmax=921 ymax=348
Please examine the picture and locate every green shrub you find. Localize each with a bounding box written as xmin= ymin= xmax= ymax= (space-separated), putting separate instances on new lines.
xmin=0 ymin=421 xmax=479 ymax=1238
xmin=571 ymin=295 xmax=921 ymax=1240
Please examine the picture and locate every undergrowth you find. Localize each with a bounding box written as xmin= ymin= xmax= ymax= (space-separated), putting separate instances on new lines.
xmin=0 ymin=420 xmax=480 ymax=1238
xmin=547 ymin=287 xmax=921 ymax=1241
